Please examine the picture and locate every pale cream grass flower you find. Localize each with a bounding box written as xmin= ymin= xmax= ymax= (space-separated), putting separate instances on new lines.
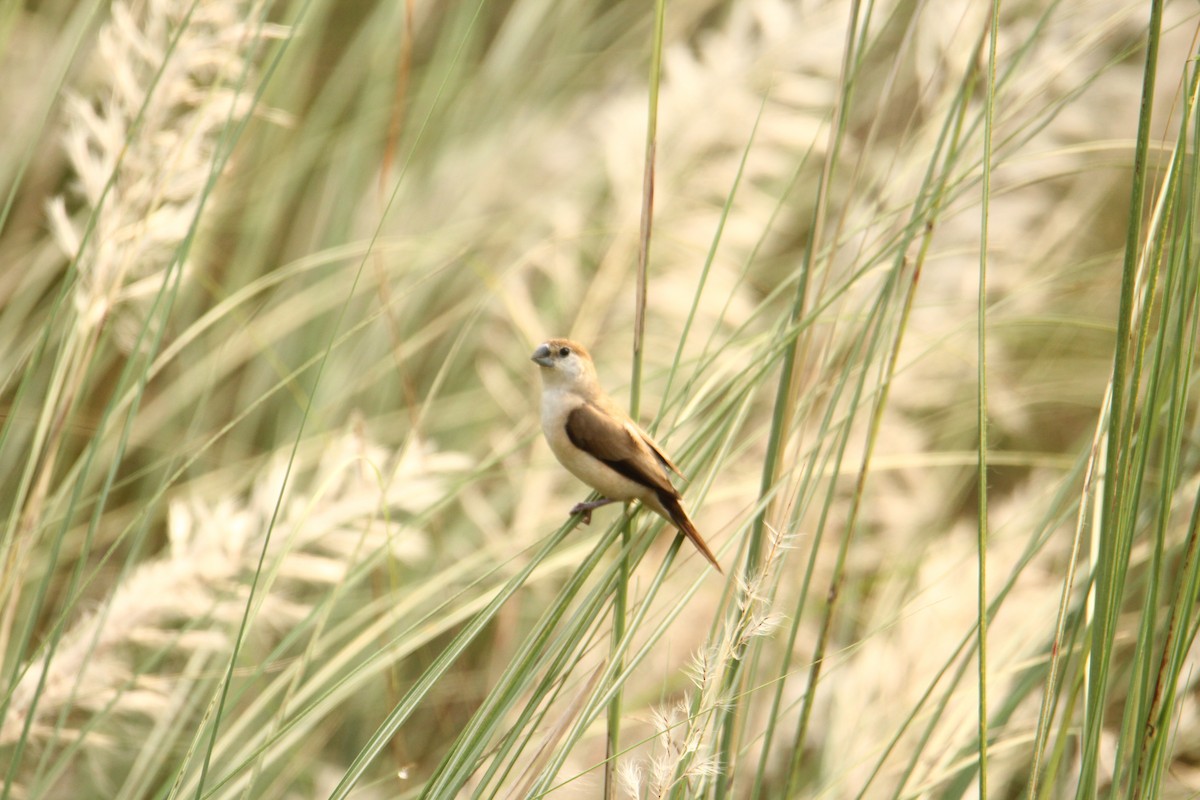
xmin=617 ymin=759 xmax=644 ymax=799
xmin=47 ymin=0 xmax=284 ymax=348
xmin=1 ymin=426 xmax=468 ymax=749
xmin=624 ymin=527 xmax=790 ymax=798
xmin=625 ymin=699 xmax=727 ymax=799
xmin=648 ymin=704 xmax=683 ymax=795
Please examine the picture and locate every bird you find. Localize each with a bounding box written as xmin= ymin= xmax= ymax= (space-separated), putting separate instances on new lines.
xmin=531 ymin=338 xmax=722 ymax=573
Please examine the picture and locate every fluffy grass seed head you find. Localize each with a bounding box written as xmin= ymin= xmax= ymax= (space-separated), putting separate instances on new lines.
xmin=1 ymin=425 xmax=467 ymax=751
xmin=46 ymin=0 xmax=283 ymax=346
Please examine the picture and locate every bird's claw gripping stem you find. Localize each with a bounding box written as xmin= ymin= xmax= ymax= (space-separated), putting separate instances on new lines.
xmin=569 ymin=498 xmax=616 ymax=525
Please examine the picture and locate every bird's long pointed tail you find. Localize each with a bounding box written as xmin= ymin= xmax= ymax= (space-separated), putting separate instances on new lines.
xmin=657 ymin=492 xmax=723 ymax=574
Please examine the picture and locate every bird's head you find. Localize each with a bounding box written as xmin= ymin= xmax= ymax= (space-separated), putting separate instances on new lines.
xmin=531 ymin=338 xmax=598 ymax=390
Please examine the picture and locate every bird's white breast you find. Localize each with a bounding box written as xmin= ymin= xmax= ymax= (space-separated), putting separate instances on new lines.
xmin=539 ymin=387 xmax=654 ymax=504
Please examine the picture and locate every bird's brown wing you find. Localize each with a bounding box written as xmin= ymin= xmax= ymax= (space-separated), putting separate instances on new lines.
xmin=568 ymin=403 xmax=721 ymax=572
xmin=565 ymin=403 xmax=678 ymax=497
xmin=635 ymin=424 xmax=685 ymax=478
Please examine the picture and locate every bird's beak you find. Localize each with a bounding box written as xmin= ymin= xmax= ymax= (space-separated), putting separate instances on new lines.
xmin=531 ymin=343 xmax=554 ymax=367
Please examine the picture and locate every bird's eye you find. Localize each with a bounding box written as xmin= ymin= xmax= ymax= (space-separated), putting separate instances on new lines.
xmin=558 ymin=346 xmax=570 ymax=357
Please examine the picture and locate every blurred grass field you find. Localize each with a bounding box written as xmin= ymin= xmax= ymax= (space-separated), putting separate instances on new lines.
xmin=2 ymin=0 xmax=1200 ymax=797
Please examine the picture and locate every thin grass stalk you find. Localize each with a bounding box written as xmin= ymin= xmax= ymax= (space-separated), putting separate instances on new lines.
xmin=931 ymin=148 xmax=1200 ymax=793
xmin=378 ymin=0 xmax=415 ymax=194
xmin=741 ymin=0 xmax=859 ymax=571
xmin=1136 ymin=70 xmax=1200 ymax=794
xmin=658 ymin=93 xmax=766 ymax=417
xmin=193 ymin=0 xmax=490 ymax=789
xmin=414 ymin=518 xmax=657 ymax=797
xmin=3 ymin=3 xmax=276 ymax=792
xmin=563 ymin=506 xmax=779 ymax=798
xmin=420 ymin=532 xmax=619 ymax=796
xmin=241 ymin=456 xmax=391 ymax=799
xmin=158 ymin=461 xmax=357 ymax=798
xmin=801 ymin=16 xmax=998 ymax=793
xmin=438 ymin=523 xmax=648 ymax=797
xmin=1114 ymin=152 xmax=1182 ymax=800
xmin=1132 ymin=240 xmax=1200 ymax=798
xmin=853 ymin=209 xmax=981 ymax=793
xmin=607 ymin=461 xmax=629 ymax=779
xmin=1037 ymin=651 xmax=1090 ymax=796
xmin=712 ymin=291 xmax=885 ymax=798
xmin=817 ymin=0 xmax=894 ymax=261
xmin=945 ymin=609 xmax=1104 ymax=791
xmin=43 ymin=281 xmax=480 ymax=670
xmin=118 ymin=649 xmax=214 ymax=799
xmin=190 ymin=485 xmax=297 ymax=795
xmin=744 ymin=319 xmax=864 ymax=797
xmin=1031 ymin=17 xmax=1183 ymax=797
xmin=662 ymin=534 xmax=789 ymax=798
xmin=0 ymin=5 xmax=106 ymax=609
xmin=1079 ymin=4 xmax=1163 ymax=795
xmin=0 ymin=8 xmax=106 ymax=503
xmin=15 ymin=403 xmax=260 ymax=791
xmin=0 ymin=325 xmax=109 ymax=795
xmin=1109 ymin=238 xmax=1168 ymax=798
xmin=685 ymin=129 xmax=817 ymax=428
xmin=178 ymin=487 xmax=525 ymax=799
xmin=783 ymin=260 xmax=915 ymax=798
xmin=1026 ymin=395 xmax=1110 ymax=798
xmin=32 ymin=622 xmax=208 ymax=797
xmin=630 ymin=0 xmax=663 ymax=408
xmin=846 ymin=225 xmax=956 ymax=800
xmin=477 ymin=668 xmax=598 ymax=795
xmin=608 ymin=2 xmax=666 ymax=795
xmin=0 ymin=0 xmax=195 ymax=679
xmin=327 ymin=515 xmax=585 ymax=800
xmin=0 ymin=3 xmax=106 ymax=238
xmin=857 ymin=616 xmax=979 ymax=797
xmin=753 ymin=20 xmax=988 ymax=797
xmin=502 ymin=661 xmax=607 ymax=800
xmin=1127 ymin=80 xmax=1200 ymax=796
xmin=464 ymin=535 xmax=651 ymax=796
xmin=649 ymin=91 xmax=765 ymax=796
xmin=197 ymin=148 xmax=385 ymax=800
xmin=1143 ymin=504 xmax=1200 ymax=797
xmin=716 ymin=3 xmax=867 ymax=797
xmin=763 ymin=48 xmax=1017 ymax=786
xmin=369 ymin=0 xmax=419 ymax=494
xmin=17 ymin=583 xmax=186 ymax=796
xmin=891 ymin=501 xmax=1092 ymax=798
xmin=973 ymin=2 xmax=1002 ymax=795
xmin=483 ymin=623 xmax=611 ymax=798
xmin=174 ymin=26 xmax=312 ymax=800
xmin=26 ymin=260 xmax=187 ymax=792
xmin=531 ymin=538 xmax=689 ymax=798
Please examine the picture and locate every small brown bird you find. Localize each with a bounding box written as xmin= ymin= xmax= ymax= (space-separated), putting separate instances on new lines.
xmin=531 ymin=338 xmax=722 ymax=573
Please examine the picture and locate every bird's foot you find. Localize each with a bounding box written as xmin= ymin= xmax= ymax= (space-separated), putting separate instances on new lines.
xmin=570 ymin=498 xmax=617 ymax=525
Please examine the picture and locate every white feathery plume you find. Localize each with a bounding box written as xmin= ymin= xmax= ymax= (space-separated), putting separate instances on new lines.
xmin=0 ymin=0 xmax=287 ymax=756
xmin=617 ymin=759 xmax=644 ymax=800
xmin=1 ymin=425 xmax=469 ymax=748
xmin=625 ymin=528 xmax=791 ymax=797
xmin=46 ymin=0 xmax=284 ymax=347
